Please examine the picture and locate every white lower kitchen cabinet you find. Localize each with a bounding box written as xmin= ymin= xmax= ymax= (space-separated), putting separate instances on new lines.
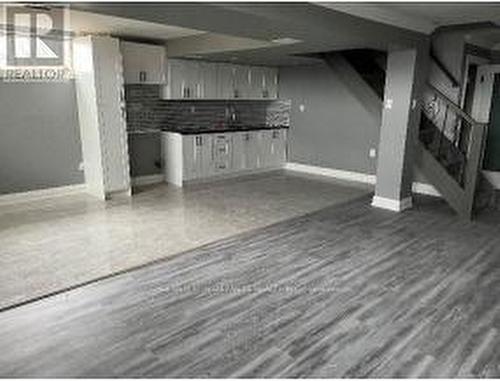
xmin=232 ymin=131 xmax=259 ymax=171
xmin=162 ymin=129 xmax=287 ymax=187
xmin=183 ymin=134 xmax=213 ymax=180
xmin=259 ymin=129 xmax=288 ymax=168
xmin=162 ymin=133 xmax=212 ymax=186
xmin=212 ymin=134 xmax=233 ymax=174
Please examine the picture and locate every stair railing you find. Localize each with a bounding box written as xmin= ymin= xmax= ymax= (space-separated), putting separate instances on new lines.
xmin=419 ymin=83 xmax=488 ymax=218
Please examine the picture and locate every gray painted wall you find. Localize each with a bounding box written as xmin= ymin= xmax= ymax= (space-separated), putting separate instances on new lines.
xmin=279 ymin=62 xmax=380 ymax=175
xmin=0 ymin=81 xmax=84 ymax=194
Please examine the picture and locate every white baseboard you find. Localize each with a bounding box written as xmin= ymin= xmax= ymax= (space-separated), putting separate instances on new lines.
xmin=0 ymin=184 xmax=86 ymax=207
xmin=372 ymin=195 xmax=413 ymax=212
xmin=483 ymin=171 xmax=500 ymax=190
xmin=183 ymin=167 xmax=281 ymax=186
xmin=285 ymin=162 xmax=441 ymax=197
xmin=412 ymin=182 xmax=441 ymax=197
xmin=131 ymin=174 xmax=165 ymax=186
xmin=285 ymin=162 xmax=376 ymax=185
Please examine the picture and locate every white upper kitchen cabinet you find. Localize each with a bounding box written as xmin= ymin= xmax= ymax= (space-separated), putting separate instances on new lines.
xmin=73 ymin=36 xmax=131 ymax=200
xmin=120 ymin=41 xmax=166 ymax=84
xmin=217 ymin=64 xmax=253 ymax=99
xmin=162 ymin=60 xmax=279 ymax=100
xmin=241 ymin=66 xmax=279 ymax=99
xmin=163 ymin=59 xmax=211 ymax=100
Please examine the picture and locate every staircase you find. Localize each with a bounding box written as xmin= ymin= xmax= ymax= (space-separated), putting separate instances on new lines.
xmin=341 ymin=49 xmax=387 ymax=100
xmin=322 ymin=49 xmax=494 ymax=220
xmin=417 ymin=84 xmax=493 ymax=219
xmin=322 ymin=50 xmax=385 ymax=121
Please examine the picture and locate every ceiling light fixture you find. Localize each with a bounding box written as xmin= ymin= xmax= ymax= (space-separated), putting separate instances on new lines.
xmin=271 ymin=37 xmax=302 ymax=45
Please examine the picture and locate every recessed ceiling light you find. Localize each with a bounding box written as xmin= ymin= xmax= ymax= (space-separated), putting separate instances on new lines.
xmin=271 ymin=37 xmax=302 ymax=45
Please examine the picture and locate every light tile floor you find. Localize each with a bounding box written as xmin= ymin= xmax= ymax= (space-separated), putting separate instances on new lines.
xmin=0 ymin=170 xmax=371 ymax=309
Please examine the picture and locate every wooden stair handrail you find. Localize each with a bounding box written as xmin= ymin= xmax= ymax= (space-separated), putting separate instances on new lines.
xmin=421 ymin=83 xmax=490 ymax=219
xmin=426 ymin=83 xmax=486 ymax=128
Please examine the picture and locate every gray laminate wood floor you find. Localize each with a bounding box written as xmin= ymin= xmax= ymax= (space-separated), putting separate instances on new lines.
xmin=1 ymin=194 xmax=500 ymax=377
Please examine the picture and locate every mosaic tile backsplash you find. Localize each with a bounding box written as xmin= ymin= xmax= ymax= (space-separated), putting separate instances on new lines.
xmin=125 ymin=84 xmax=291 ymax=132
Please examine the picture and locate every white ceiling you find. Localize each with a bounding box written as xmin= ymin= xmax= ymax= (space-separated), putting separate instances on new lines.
xmin=318 ymin=2 xmax=500 ymax=34
xmin=68 ymin=10 xmax=205 ymax=41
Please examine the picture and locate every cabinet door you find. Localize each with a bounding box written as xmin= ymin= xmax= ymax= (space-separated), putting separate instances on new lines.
xmin=232 ymin=132 xmax=255 ymax=171
xmin=217 ymin=63 xmax=235 ymax=99
xmin=199 ymin=62 xmax=217 ymax=99
xmin=212 ymin=134 xmax=233 ymax=173
xmin=120 ymin=41 xmax=141 ymax=84
xmin=165 ymin=59 xmax=185 ymax=99
xmin=182 ymin=135 xmax=196 ymax=180
xmin=264 ymin=67 xmax=279 ymax=99
xmin=240 ymin=131 xmax=259 ymax=170
xmin=231 ymin=132 xmax=244 ymax=171
xmin=249 ymin=66 xmax=265 ymax=99
xmin=234 ymin=65 xmax=251 ymax=99
xmin=183 ymin=134 xmax=213 ymax=180
xmin=258 ymin=130 xmax=273 ymax=168
xmin=185 ymin=60 xmax=201 ymax=99
xmin=200 ymin=134 xmax=213 ymax=177
xmin=120 ymin=41 xmax=165 ymax=84
xmin=268 ymin=129 xmax=287 ymax=166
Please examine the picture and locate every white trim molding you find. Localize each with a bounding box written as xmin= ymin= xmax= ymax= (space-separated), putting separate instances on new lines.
xmin=285 ymin=162 xmax=376 ymax=185
xmin=286 ymin=162 xmax=442 ymax=199
xmin=372 ymin=195 xmax=413 ymax=212
xmin=131 ymin=174 xmax=165 ymax=187
xmin=412 ymin=182 xmax=441 ymax=197
xmin=0 ymin=184 xmax=86 ymax=207
xmin=483 ymin=171 xmax=500 ymax=190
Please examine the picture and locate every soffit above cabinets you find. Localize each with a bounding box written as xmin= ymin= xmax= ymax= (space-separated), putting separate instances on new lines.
xmin=68 ymin=10 xmax=206 ymax=42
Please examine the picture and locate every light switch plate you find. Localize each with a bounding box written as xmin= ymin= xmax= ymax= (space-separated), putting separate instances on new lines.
xmin=369 ymin=148 xmax=377 ymax=158
xmin=299 ymin=104 xmax=305 ymax=112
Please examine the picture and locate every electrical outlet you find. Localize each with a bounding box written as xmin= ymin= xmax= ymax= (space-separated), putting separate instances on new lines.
xmin=369 ymin=148 xmax=377 ymax=158
xmin=78 ymin=162 xmax=84 ymax=171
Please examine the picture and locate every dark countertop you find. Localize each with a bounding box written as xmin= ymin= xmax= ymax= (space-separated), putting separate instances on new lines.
xmin=127 ymin=125 xmax=289 ymax=135
xmin=160 ymin=125 xmax=289 ymax=135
